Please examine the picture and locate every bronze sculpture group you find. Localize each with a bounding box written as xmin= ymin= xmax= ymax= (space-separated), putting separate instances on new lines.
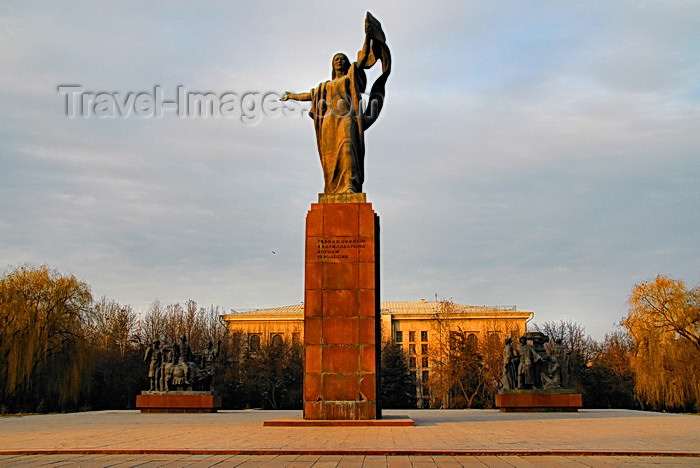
xmin=502 ymin=332 xmax=573 ymax=390
xmin=143 ymin=336 xmax=220 ymax=392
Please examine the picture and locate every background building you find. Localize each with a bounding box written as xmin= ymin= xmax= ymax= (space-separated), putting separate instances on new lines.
xmin=222 ymin=300 xmax=532 ymax=407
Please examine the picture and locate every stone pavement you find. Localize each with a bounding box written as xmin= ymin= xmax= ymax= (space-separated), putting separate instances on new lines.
xmin=1 ymin=453 xmax=699 ymax=467
xmin=1 ymin=409 xmax=699 ymax=466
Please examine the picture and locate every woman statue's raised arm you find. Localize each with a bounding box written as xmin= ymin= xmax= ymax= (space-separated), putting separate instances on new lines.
xmin=357 ymin=32 xmax=372 ymax=69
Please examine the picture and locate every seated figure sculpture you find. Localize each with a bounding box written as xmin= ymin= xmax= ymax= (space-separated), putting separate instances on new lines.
xmin=551 ymin=338 xmax=572 ymax=388
xmin=540 ymin=355 xmax=562 ymax=389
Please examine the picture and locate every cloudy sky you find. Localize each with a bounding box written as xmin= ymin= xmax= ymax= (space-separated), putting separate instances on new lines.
xmin=1 ymin=1 xmax=698 ymax=338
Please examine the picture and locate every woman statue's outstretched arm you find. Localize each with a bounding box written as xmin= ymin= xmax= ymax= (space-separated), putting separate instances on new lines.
xmin=281 ymin=91 xmax=312 ymax=102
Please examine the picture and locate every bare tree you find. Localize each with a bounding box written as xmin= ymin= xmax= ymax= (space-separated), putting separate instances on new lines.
xmin=533 ymin=319 xmax=596 ymax=364
xmin=86 ymin=297 xmax=137 ymax=357
xmin=141 ymin=300 xmax=166 ymax=345
xmin=426 ymin=301 xmax=519 ymax=408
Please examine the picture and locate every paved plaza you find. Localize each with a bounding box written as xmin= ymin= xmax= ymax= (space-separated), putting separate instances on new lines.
xmin=1 ymin=409 xmax=698 ymax=466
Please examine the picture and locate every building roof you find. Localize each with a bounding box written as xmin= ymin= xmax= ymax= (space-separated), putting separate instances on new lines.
xmin=223 ymin=301 xmax=531 ymax=319
xmin=381 ymin=301 xmax=520 ymax=315
xmin=226 ymin=304 xmax=304 ymax=316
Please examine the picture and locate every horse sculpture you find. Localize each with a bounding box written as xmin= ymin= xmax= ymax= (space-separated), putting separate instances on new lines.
xmin=160 ymin=345 xmax=213 ymax=392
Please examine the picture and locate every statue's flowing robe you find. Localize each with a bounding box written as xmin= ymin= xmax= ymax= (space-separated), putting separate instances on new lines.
xmin=309 ymin=13 xmax=391 ymax=194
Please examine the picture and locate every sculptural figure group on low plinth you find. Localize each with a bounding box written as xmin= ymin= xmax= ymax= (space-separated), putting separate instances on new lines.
xmin=496 ymin=331 xmax=582 ymax=412
xmin=136 ymin=336 xmax=222 ymax=413
xmin=143 ymin=336 xmax=220 ymax=392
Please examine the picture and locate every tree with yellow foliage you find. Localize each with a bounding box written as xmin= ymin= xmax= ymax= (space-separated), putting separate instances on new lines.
xmin=0 ymin=265 xmax=93 ymax=412
xmin=623 ymin=275 xmax=700 ymax=411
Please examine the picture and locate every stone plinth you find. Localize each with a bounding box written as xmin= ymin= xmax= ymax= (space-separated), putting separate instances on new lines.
xmin=495 ymin=390 xmax=582 ymax=412
xmin=136 ymin=391 xmax=222 ymax=413
xmin=263 ymin=416 xmax=413 ymax=427
xmin=303 ymin=196 xmax=380 ymax=420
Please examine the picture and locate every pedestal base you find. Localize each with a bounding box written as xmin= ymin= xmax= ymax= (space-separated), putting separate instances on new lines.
xmin=495 ymin=391 xmax=582 ymax=412
xmin=263 ymin=416 xmax=413 ymax=427
xmin=135 ymin=392 xmax=222 ymax=413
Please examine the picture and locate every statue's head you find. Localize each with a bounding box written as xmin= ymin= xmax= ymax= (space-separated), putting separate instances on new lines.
xmin=519 ymin=336 xmax=527 ymax=345
xmin=332 ymin=53 xmax=350 ymax=79
xmin=180 ymin=335 xmax=187 ymax=342
xmin=505 ymin=337 xmax=512 ymax=345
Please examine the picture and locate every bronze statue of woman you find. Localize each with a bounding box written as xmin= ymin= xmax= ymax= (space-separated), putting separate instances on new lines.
xmin=282 ymin=12 xmax=390 ymax=194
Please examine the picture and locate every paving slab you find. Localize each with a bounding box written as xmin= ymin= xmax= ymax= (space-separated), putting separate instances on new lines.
xmin=0 ymin=409 xmax=698 ymax=460
xmin=1 ymin=454 xmax=700 ymax=467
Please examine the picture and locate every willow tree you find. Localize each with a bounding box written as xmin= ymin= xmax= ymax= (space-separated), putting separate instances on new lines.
xmin=0 ymin=265 xmax=93 ymax=412
xmin=623 ymin=276 xmax=700 ymax=411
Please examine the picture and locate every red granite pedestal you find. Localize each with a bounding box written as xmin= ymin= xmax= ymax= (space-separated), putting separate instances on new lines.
xmin=136 ymin=392 xmax=222 ymax=413
xmin=495 ymin=391 xmax=582 ymax=412
xmin=303 ymin=193 xmax=381 ymax=421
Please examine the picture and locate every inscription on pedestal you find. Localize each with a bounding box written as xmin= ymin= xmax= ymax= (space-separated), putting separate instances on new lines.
xmin=316 ymin=238 xmax=367 ymax=260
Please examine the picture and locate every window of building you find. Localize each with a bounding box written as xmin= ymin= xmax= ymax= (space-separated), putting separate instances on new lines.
xmin=422 ymin=370 xmax=429 ymax=383
xmin=467 ymin=333 xmax=478 ymax=349
xmin=421 ymin=344 xmax=428 ymax=354
xmin=421 ymin=356 xmax=428 ymax=368
xmin=292 ymin=332 xmax=300 ymax=346
xmin=409 ymin=356 xmax=416 ymax=368
xmin=421 ymin=331 xmax=428 ymax=342
xmin=271 ymin=334 xmax=283 ymax=348
xmin=408 ymin=331 xmax=415 ymax=342
xmin=488 ymin=333 xmax=501 ymax=349
xmin=408 ymin=344 xmax=416 ymax=354
xmin=410 ymin=371 xmax=417 ymax=382
xmin=395 ymin=331 xmax=403 ymax=343
xmin=249 ymin=334 xmax=261 ymax=352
